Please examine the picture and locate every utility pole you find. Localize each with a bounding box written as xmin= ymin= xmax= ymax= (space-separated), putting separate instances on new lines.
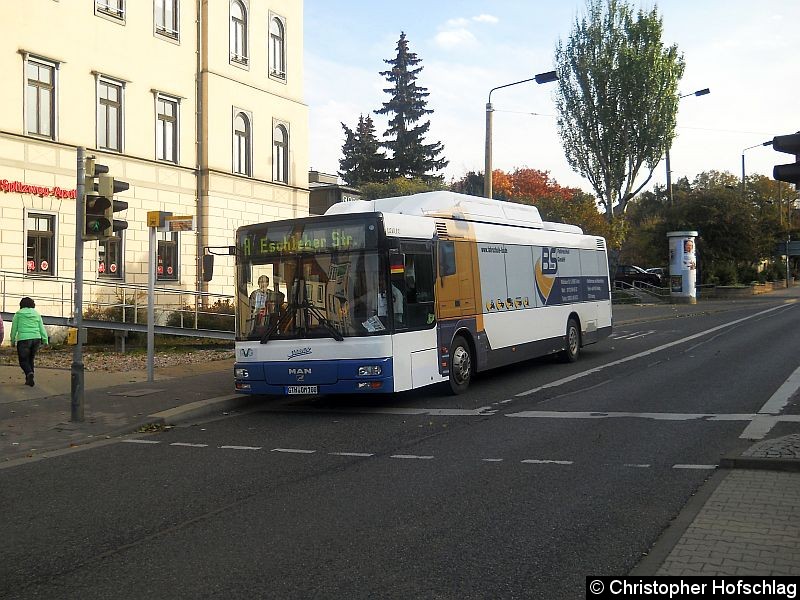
xmin=71 ymin=148 xmax=86 ymax=422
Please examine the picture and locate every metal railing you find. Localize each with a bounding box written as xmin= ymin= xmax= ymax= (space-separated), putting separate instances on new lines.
xmin=613 ymin=280 xmax=670 ymax=302
xmin=0 ymin=270 xmax=235 ymax=334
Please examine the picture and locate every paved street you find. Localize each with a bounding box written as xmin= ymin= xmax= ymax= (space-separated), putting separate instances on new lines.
xmin=2 ymin=292 xmax=800 ymax=598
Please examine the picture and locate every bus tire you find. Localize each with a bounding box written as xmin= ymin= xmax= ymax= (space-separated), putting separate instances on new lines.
xmin=448 ymin=335 xmax=472 ymax=395
xmin=559 ymin=318 xmax=580 ymax=363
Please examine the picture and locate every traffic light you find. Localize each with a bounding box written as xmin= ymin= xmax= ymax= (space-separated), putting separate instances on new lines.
xmin=99 ymin=173 xmax=129 ymax=237
xmin=82 ymin=158 xmax=129 ymax=241
xmin=773 ymin=132 xmax=800 ymax=190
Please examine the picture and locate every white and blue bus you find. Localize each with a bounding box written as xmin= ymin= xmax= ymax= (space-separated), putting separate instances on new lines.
xmin=233 ymin=191 xmax=612 ymax=395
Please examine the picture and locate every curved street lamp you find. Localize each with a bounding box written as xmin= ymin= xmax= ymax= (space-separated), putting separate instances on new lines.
xmin=666 ymin=88 xmax=710 ymax=204
xmin=741 ymin=139 xmax=773 ymax=198
xmin=484 ymin=70 xmax=558 ymax=199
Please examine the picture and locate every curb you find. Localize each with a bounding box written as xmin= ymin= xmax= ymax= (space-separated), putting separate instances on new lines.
xmin=719 ymin=455 xmax=800 ymax=472
xmin=149 ymin=393 xmax=262 ymax=424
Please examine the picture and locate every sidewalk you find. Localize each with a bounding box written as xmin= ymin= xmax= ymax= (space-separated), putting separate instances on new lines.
xmin=2 ymin=290 xmax=800 ymax=577
xmin=0 ymin=357 xmax=257 ymax=465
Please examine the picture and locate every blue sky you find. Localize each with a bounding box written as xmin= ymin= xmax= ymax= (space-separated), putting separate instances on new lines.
xmin=304 ymin=1 xmax=800 ymax=195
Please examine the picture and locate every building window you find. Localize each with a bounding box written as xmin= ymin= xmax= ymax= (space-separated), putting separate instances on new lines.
xmin=233 ymin=111 xmax=251 ymax=176
xmin=155 ymin=0 xmax=179 ymax=39
xmin=156 ymin=94 xmax=179 ymax=163
xmin=26 ymin=213 xmax=55 ymax=276
xmin=96 ymin=0 xmax=125 ymax=21
xmin=157 ymin=233 xmax=179 ymax=281
xmin=99 ymin=233 xmax=123 ymax=279
xmin=273 ymin=123 xmax=288 ymax=183
xmin=26 ymin=57 xmax=56 ymax=139
xmin=98 ymin=77 xmax=124 ymax=152
xmin=269 ymin=14 xmax=286 ymax=80
xmin=230 ymin=1 xmax=248 ymax=66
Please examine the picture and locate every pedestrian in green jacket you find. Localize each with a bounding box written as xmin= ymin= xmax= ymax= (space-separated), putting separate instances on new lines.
xmin=10 ymin=297 xmax=48 ymax=387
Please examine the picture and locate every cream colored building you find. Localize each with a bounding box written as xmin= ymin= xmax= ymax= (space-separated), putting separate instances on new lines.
xmin=0 ymin=0 xmax=308 ymax=324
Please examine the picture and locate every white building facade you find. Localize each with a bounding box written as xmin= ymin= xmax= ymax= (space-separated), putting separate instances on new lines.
xmin=0 ymin=0 xmax=309 ymax=325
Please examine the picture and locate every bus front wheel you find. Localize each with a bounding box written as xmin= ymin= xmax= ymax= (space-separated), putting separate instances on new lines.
xmin=448 ymin=335 xmax=472 ymax=395
xmin=559 ymin=318 xmax=580 ymax=363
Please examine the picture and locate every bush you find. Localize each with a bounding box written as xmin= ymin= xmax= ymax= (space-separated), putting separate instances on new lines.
xmin=167 ymin=299 xmax=235 ymax=331
xmin=712 ymin=262 xmax=737 ymax=286
xmin=84 ymin=292 xmax=145 ymax=344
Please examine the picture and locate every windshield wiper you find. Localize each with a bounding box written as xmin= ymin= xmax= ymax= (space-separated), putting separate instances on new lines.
xmin=260 ymin=273 xmax=343 ymax=343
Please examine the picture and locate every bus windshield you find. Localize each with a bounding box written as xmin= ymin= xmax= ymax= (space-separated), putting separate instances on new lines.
xmin=237 ymin=250 xmax=391 ymax=341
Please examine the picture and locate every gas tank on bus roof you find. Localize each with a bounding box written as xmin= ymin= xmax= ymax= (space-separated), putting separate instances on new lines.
xmin=324 ymin=191 xmax=549 ymax=229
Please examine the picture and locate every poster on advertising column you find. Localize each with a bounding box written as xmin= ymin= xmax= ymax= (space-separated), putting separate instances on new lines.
xmin=667 ymin=230 xmax=698 ymax=303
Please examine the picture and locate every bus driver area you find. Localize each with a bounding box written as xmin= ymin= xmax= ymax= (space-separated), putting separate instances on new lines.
xmin=231 ymin=191 xmax=612 ymax=396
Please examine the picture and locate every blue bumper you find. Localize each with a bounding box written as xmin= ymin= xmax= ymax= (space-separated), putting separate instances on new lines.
xmin=234 ymin=357 xmax=394 ymax=395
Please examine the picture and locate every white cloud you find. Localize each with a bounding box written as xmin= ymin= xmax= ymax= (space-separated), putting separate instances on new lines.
xmin=434 ymin=28 xmax=477 ymax=50
xmin=444 ymin=17 xmax=469 ymax=28
xmin=472 ymin=14 xmax=499 ymax=24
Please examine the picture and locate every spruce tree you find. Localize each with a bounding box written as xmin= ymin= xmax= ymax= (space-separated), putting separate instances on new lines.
xmin=375 ymin=32 xmax=448 ymax=182
xmin=338 ymin=114 xmax=386 ymax=186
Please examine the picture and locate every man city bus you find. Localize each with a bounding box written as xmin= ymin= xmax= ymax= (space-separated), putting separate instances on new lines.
xmin=232 ymin=191 xmax=612 ymax=396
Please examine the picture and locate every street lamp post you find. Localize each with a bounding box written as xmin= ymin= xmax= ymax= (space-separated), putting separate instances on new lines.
xmin=484 ymin=70 xmax=558 ymax=199
xmin=741 ymin=139 xmax=773 ymax=198
xmin=666 ymin=88 xmax=710 ymax=205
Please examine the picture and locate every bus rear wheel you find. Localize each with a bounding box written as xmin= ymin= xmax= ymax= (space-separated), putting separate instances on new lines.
xmin=448 ymin=335 xmax=472 ymax=395
xmin=559 ymin=318 xmax=580 ymax=363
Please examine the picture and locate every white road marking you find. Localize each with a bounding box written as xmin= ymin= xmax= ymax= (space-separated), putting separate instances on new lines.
xmin=328 ymin=452 xmax=374 ymax=457
xmin=507 ymin=411 xmax=758 ymax=421
xmin=390 ymin=454 xmax=434 ymax=460
xmin=515 ymin=303 xmax=792 ymax=397
xmin=362 ymin=407 xmax=497 ymax=416
xmin=119 ymin=443 xmax=725 ymax=472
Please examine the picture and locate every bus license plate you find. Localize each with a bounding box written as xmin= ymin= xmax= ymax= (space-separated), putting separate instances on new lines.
xmin=286 ymin=385 xmax=318 ymax=395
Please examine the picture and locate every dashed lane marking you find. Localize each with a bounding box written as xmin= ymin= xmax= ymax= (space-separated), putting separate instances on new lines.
xmin=390 ymin=454 xmax=434 ymax=460
xmin=329 ymin=452 xmax=374 ymax=457
xmin=119 ymin=441 xmax=716 ymax=471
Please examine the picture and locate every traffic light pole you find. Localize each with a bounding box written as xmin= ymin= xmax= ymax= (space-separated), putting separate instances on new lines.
xmin=71 ymin=147 xmax=86 ymax=422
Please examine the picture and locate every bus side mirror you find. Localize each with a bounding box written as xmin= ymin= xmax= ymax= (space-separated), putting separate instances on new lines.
xmin=202 ymin=254 xmax=214 ymax=282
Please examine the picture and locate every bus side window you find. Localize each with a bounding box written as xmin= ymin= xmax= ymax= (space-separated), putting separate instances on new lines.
xmin=438 ymin=241 xmax=456 ymax=278
xmin=405 ymin=253 xmax=436 ymax=329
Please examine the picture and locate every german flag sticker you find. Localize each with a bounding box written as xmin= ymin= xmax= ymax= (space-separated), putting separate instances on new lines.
xmin=390 ymin=265 xmax=404 ymax=275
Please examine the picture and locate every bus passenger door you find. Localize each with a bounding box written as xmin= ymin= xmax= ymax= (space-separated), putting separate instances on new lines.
xmin=437 ymin=240 xmax=476 ymax=318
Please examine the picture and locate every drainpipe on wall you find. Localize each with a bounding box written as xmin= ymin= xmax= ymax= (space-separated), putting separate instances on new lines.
xmin=195 ymin=0 xmax=207 ymax=303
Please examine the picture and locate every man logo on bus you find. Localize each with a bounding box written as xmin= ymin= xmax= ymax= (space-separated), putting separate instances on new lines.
xmin=535 ymin=247 xmax=558 ymax=304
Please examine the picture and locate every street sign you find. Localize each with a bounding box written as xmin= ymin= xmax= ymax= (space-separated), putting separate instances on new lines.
xmin=162 ymin=215 xmax=195 ymax=232
xmin=774 ymin=241 xmax=800 ymax=256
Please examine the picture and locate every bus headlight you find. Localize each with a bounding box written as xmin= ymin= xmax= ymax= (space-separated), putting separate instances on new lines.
xmin=358 ymin=365 xmax=382 ymax=376
xmin=235 ymin=368 xmax=250 ymax=379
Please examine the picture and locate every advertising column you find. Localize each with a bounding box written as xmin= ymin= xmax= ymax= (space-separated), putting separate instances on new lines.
xmin=667 ymin=231 xmax=698 ymax=304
